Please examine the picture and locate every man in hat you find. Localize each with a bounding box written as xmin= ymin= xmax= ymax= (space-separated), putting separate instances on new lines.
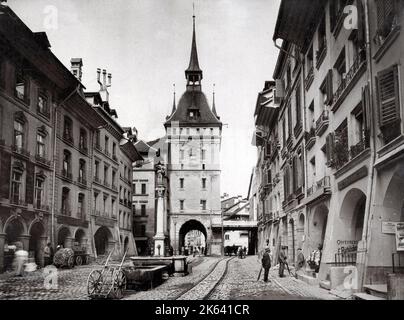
xmin=261 ymin=247 xmax=272 ymax=282
xmin=278 ymin=246 xmax=287 ymax=278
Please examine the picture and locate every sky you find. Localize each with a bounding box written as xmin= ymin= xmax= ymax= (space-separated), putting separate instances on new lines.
xmin=8 ymin=0 xmax=281 ymax=198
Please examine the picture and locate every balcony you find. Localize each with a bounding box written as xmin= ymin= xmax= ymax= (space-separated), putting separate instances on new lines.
xmin=12 ymin=145 xmax=30 ymax=159
xmin=61 ymin=170 xmax=73 ymax=182
xmin=79 ymin=145 xmax=88 ymax=155
xmin=281 ymin=147 xmax=288 ymax=159
xmin=63 ymin=134 xmax=74 ymax=145
xmin=272 ymin=173 xmax=280 ymax=186
xmin=95 ymin=143 xmax=102 ymax=152
xmin=35 ymin=154 xmax=51 ymax=167
xmin=307 ymin=176 xmax=331 ymax=200
xmin=35 ymin=204 xmax=50 ymax=211
xmin=37 ymin=107 xmax=50 ymax=119
xmin=294 ymin=122 xmax=303 ymax=139
xmin=315 ymin=110 xmax=329 ymax=137
xmin=305 ymin=66 xmax=314 ymax=90
xmin=350 ymin=139 xmax=367 ymax=160
xmin=295 ymin=186 xmax=304 ymax=199
xmin=331 ymin=49 xmax=367 ymax=112
xmin=10 ymin=198 xmax=27 ymax=207
xmin=78 ymin=176 xmax=87 ymax=186
xmin=305 ymin=128 xmax=316 ymax=150
xmin=57 ymin=214 xmax=88 ymax=228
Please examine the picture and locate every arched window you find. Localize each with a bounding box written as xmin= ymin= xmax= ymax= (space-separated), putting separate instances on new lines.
xmin=36 ymin=130 xmax=46 ymax=158
xmin=13 ymin=118 xmax=25 ymax=150
xmin=11 ymin=162 xmax=24 ymax=205
xmin=34 ymin=173 xmax=45 ymax=209
xmin=78 ymin=193 xmax=85 ymax=218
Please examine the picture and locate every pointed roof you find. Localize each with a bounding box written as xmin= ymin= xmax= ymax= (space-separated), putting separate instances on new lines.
xmin=212 ymin=84 xmax=218 ymax=118
xmin=185 ymin=15 xmax=202 ymax=74
xmin=171 ymin=85 xmax=176 ymax=115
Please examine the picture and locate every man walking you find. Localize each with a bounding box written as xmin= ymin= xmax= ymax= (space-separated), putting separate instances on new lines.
xmin=261 ymin=247 xmax=272 ymax=282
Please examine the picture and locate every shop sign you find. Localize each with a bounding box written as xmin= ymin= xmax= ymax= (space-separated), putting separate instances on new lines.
xmin=336 ymin=240 xmax=358 ymax=254
xmin=396 ymin=223 xmax=404 ymax=252
xmin=382 ymin=221 xmax=398 ymax=234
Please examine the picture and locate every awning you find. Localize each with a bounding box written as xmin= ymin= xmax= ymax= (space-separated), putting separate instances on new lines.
xmin=273 ymin=0 xmax=326 ymax=50
xmin=252 ymin=130 xmax=265 ymax=147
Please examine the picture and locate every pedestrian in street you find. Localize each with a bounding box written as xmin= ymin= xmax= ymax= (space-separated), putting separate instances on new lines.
xmin=296 ymin=248 xmax=305 ymax=272
xmin=278 ymin=246 xmax=287 ymax=278
xmin=243 ymin=246 xmax=247 ymax=258
xmin=261 ymin=247 xmax=272 ymax=282
xmin=14 ymin=242 xmax=28 ymax=277
xmin=44 ymin=242 xmax=52 ymax=267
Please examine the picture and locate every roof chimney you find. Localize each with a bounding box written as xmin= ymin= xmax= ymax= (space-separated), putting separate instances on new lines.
xmin=97 ymin=68 xmax=102 ymax=88
xmin=70 ymin=58 xmax=83 ymax=82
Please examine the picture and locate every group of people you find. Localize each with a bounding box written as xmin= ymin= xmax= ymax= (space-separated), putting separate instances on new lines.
xmin=260 ymin=243 xmax=307 ymax=283
xmin=3 ymin=242 xmax=56 ymax=277
xmin=237 ymin=246 xmax=247 ymax=259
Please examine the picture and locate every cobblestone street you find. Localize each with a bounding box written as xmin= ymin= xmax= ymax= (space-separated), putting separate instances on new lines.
xmin=0 ymin=256 xmax=340 ymax=300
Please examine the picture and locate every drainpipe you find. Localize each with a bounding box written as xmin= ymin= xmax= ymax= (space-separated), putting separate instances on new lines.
xmin=360 ymin=0 xmax=376 ymax=290
xmin=50 ymin=86 xmax=79 ymax=250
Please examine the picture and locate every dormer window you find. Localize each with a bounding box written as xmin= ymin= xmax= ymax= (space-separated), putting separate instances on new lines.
xmin=188 ymin=109 xmax=200 ymax=120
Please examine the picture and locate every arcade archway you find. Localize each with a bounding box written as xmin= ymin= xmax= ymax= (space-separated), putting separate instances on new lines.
xmin=310 ymin=204 xmax=328 ymax=252
xmin=57 ymin=226 xmax=71 ymax=248
xmin=94 ymin=226 xmax=113 ymax=255
xmin=178 ymin=220 xmax=207 ymax=255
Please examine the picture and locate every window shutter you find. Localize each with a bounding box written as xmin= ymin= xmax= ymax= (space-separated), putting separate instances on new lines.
xmin=326 ymin=69 xmax=334 ymax=105
xmin=357 ymin=0 xmax=366 ymax=45
xmin=376 ymin=0 xmax=385 ymax=31
xmin=0 ymin=151 xmax=11 ymax=198
xmin=377 ymin=65 xmax=400 ymax=127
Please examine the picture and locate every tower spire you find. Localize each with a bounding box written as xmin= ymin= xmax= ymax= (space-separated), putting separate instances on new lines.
xmin=212 ymin=84 xmax=218 ymax=117
xmin=185 ymin=5 xmax=203 ymax=90
xmin=171 ymin=83 xmax=176 ymax=114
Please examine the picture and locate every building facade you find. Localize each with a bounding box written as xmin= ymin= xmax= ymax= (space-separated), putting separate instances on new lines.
xmin=252 ymin=0 xmax=404 ymax=293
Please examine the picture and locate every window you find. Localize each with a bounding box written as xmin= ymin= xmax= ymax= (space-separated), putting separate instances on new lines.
xmin=287 ymin=103 xmax=292 ymax=138
xmin=94 ymin=192 xmax=99 ymax=212
xmin=36 ymin=133 xmax=46 ymax=158
xmin=34 ymin=176 xmax=44 ymax=209
xmin=11 ymin=169 xmax=23 ymax=204
xmin=334 ymin=48 xmax=346 ymax=87
xmin=330 ymin=0 xmax=348 ymax=32
xmin=104 ymin=136 xmax=109 ymax=154
xmin=141 ymin=183 xmax=146 ymax=195
xmin=112 ymin=142 xmax=117 ymax=158
xmin=103 ymin=194 xmax=108 ymax=216
xmin=202 ymin=178 xmax=206 ymax=189
xmin=202 ymin=164 xmax=205 ymax=170
xmin=15 ymin=64 xmax=29 ymax=102
xmin=104 ymin=165 xmax=108 ymax=185
xmin=200 ymin=200 xmax=207 ymax=210
xmin=79 ymin=129 xmax=87 ymax=152
xmin=79 ymin=159 xmax=86 ymax=184
xmin=141 ymin=204 xmax=146 ymax=216
xmin=306 ymin=45 xmax=314 ymax=71
xmin=61 ymin=187 xmax=70 ymax=215
xmin=210 ymin=128 xmax=213 ymax=135
xmin=376 ymin=65 xmax=401 ymax=144
xmin=95 ymin=160 xmax=100 ymax=180
xmin=132 ymin=183 xmax=136 ymax=194
xmin=14 ymin=120 xmax=25 ymax=149
xmin=111 ymin=198 xmax=116 ymax=218
xmin=286 ymin=64 xmax=292 ymax=89
xmin=140 ymin=225 xmax=146 ymax=237
xmin=180 ymin=178 xmax=184 ymax=189
xmin=62 ymin=150 xmax=71 ymax=178
xmin=320 ymin=70 xmax=333 ymax=109
xmin=112 ymin=170 xmax=117 ymax=188
xmin=95 ymin=130 xmax=101 ymax=149
xmin=201 ymin=149 xmax=206 ymax=160
xmin=78 ymin=193 xmax=84 ymax=218
xmin=63 ymin=116 xmax=73 ymax=142
xmin=225 ymin=234 xmax=230 ymax=240
xmin=375 ymin=0 xmax=399 ymax=42
xmin=180 ymin=200 xmax=184 ymax=211
xmin=282 ymin=117 xmax=286 ymax=147
xmin=295 ymin=83 xmax=302 ymax=127
xmin=37 ymin=92 xmax=48 ymax=116
xmin=318 ymin=15 xmax=326 ymax=53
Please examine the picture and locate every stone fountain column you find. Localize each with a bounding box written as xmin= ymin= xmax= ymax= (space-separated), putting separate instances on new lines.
xmin=153 ymin=163 xmax=166 ymax=256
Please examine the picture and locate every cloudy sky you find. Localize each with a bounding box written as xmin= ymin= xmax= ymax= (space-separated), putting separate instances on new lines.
xmin=8 ymin=0 xmax=281 ymax=198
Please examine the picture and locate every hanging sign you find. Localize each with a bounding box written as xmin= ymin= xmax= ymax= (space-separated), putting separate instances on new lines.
xmin=396 ymin=223 xmax=404 ymax=252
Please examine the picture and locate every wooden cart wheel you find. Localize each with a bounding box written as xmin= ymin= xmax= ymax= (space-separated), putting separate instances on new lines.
xmin=76 ymin=255 xmax=83 ymax=266
xmin=87 ymin=269 xmax=103 ymax=297
xmin=111 ymin=270 xmax=126 ymax=299
xmin=67 ymin=255 xmax=74 ymax=269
